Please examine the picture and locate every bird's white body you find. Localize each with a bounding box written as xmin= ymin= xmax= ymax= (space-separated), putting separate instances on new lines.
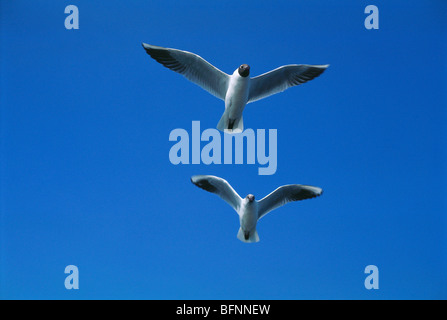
xmin=238 ymin=198 xmax=259 ymax=242
xmin=219 ymin=69 xmax=251 ymax=133
xmin=191 ymin=175 xmax=323 ymax=243
xmin=142 ymin=43 xmax=328 ymax=133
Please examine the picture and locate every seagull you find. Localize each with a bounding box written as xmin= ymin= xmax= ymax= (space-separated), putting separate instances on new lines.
xmin=142 ymin=43 xmax=329 ymax=133
xmin=191 ymin=175 xmax=323 ymax=243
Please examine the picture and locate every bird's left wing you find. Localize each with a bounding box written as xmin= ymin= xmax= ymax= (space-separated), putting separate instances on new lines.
xmin=191 ymin=175 xmax=243 ymax=213
xmin=257 ymin=184 xmax=323 ymax=220
xmin=248 ymin=64 xmax=329 ymax=103
xmin=142 ymin=43 xmax=230 ymax=100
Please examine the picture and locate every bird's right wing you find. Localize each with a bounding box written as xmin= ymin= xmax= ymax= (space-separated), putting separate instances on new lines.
xmin=248 ymin=64 xmax=329 ymax=103
xmin=142 ymin=43 xmax=230 ymax=100
xmin=191 ymin=175 xmax=243 ymax=213
xmin=257 ymin=184 xmax=323 ymax=220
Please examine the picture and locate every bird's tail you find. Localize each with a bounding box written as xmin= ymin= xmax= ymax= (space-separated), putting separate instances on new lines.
xmin=237 ymin=228 xmax=260 ymax=243
xmin=217 ymin=110 xmax=243 ymax=134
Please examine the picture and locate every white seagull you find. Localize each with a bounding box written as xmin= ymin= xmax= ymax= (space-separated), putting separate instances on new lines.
xmin=142 ymin=43 xmax=329 ymax=133
xmin=191 ymin=175 xmax=323 ymax=243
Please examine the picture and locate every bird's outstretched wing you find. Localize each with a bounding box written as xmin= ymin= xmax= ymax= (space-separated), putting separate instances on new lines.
xmin=257 ymin=184 xmax=323 ymax=219
xmin=248 ymin=64 xmax=329 ymax=103
xmin=142 ymin=43 xmax=230 ymax=100
xmin=191 ymin=175 xmax=242 ymax=213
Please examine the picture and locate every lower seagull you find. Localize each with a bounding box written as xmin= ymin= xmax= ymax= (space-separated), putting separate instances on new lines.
xmin=191 ymin=175 xmax=323 ymax=243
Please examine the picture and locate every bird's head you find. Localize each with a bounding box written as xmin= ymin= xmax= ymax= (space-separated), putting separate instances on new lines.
xmin=246 ymin=194 xmax=255 ymax=202
xmin=238 ymin=64 xmax=250 ymax=77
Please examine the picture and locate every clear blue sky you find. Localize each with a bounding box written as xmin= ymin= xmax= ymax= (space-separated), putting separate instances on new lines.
xmin=1 ymin=0 xmax=446 ymax=299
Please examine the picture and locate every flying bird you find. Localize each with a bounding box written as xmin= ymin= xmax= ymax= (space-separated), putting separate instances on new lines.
xmin=142 ymin=43 xmax=329 ymax=133
xmin=191 ymin=175 xmax=323 ymax=243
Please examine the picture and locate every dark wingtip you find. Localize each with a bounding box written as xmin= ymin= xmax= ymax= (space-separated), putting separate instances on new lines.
xmin=142 ymin=43 xmax=151 ymax=54
xmin=191 ymin=176 xmax=217 ymax=193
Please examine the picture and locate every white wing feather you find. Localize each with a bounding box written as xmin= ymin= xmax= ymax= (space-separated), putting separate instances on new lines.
xmin=142 ymin=43 xmax=230 ymax=100
xmin=248 ymin=64 xmax=329 ymax=103
xmin=191 ymin=175 xmax=243 ymax=213
xmin=257 ymin=184 xmax=323 ymax=219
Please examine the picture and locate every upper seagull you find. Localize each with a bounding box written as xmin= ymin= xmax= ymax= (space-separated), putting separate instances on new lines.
xmin=191 ymin=175 xmax=323 ymax=243
xmin=142 ymin=43 xmax=329 ymax=133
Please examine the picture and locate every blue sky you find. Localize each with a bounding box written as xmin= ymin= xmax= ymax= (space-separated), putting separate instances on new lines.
xmin=1 ymin=0 xmax=446 ymax=299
